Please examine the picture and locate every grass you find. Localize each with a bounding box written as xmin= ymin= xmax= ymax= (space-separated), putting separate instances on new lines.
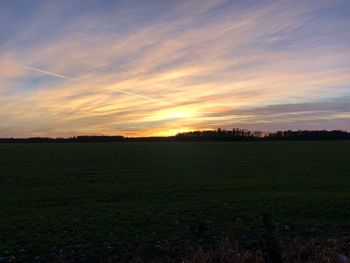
xmin=1 ymin=141 xmax=350 ymax=259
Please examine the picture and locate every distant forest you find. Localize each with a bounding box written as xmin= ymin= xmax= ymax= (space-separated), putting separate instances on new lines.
xmin=1 ymin=128 xmax=350 ymax=143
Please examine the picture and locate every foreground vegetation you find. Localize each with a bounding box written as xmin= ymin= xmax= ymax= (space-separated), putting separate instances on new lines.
xmin=1 ymin=141 xmax=350 ymax=261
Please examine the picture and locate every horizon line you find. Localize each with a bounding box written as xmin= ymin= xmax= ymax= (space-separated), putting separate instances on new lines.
xmin=1 ymin=128 xmax=350 ymax=140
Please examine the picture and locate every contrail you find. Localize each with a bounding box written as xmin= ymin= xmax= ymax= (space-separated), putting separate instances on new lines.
xmin=15 ymin=64 xmax=81 ymax=82
xmin=15 ymin=63 xmax=173 ymax=105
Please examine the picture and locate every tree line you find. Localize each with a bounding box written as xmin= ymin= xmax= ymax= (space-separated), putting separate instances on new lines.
xmin=0 ymin=136 xmax=124 ymax=143
xmin=1 ymin=129 xmax=350 ymax=143
xmin=175 ymin=128 xmax=350 ymax=141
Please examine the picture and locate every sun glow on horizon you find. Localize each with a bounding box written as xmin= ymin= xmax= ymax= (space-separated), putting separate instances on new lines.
xmin=156 ymin=128 xmax=194 ymax=137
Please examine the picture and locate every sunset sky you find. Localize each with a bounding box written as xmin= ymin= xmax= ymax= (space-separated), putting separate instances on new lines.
xmin=1 ymin=0 xmax=350 ymax=137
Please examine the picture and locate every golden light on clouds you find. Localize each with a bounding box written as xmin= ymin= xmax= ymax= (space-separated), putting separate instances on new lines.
xmin=145 ymin=107 xmax=199 ymax=122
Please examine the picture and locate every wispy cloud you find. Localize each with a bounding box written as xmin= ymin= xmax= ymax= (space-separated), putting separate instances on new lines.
xmin=0 ymin=0 xmax=349 ymax=137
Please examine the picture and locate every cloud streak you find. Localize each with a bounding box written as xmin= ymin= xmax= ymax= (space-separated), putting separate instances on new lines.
xmin=15 ymin=63 xmax=173 ymax=105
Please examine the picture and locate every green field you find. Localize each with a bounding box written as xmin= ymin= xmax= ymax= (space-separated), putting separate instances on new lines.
xmin=1 ymin=141 xmax=350 ymax=256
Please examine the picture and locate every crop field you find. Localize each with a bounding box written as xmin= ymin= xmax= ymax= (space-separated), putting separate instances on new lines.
xmin=1 ymin=141 xmax=350 ymax=258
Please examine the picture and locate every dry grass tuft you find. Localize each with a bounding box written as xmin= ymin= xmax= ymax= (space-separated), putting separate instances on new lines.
xmin=181 ymin=238 xmax=350 ymax=263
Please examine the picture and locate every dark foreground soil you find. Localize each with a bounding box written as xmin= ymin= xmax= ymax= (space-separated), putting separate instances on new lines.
xmin=3 ymin=237 xmax=350 ymax=263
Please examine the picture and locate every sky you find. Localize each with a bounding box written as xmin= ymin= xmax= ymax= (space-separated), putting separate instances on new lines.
xmin=0 ymin=0 xmax=350 ymax=137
